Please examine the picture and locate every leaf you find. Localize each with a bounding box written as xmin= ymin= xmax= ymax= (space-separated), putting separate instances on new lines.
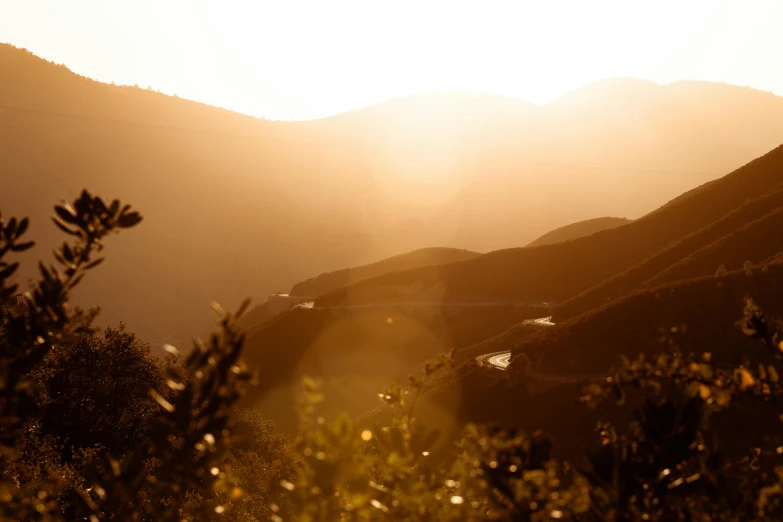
xmin=236 ymin=298 xmax=252 ymax=319
xmin=0 ymin=262 xmax=19 ymax=280
xmin=117 ymin=211 xmax=142 ymax=228
xmin=54 ymin=204 xmax=78 ymax=224
xmin=62 ymin=243 xmax=74 ymax=262
xmin=51 ymin=217 xmax=80 ymax=236
xmin=94 ymin=197 xmax=109 ymax=215
xmin=149 ymin=389 xmax=175 ymax=413
xmin=211 ymin=302 xmax=226 ymax=320
xmin=15 ymin=217 xmax=29 ymax=237
xmin=738 ymin=368 xmax=756 ymax=390
xmin=38 ymin=262 xmax=53 ymax=281
xmin=68 ymin=273 xmax=85 ymax=289
xmin=5 ymin=217 xmax=17 ymax=235
xmin=84 ymin=258 xmax=105 ymax=270
xmin=10 ymin=241 xmax=34 ymax=252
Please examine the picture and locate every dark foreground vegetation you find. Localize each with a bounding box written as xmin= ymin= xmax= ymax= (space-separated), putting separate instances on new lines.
xmin=4 ymin=191 xmax=783 ymax=521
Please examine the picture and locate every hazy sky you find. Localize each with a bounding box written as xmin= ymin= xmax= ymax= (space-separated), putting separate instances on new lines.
xmin=1 ymin=0 xmax=782 ymax=120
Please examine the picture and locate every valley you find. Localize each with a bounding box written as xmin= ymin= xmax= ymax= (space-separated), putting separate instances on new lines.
xmin=5 ymin=9 xmax=783 ymax=516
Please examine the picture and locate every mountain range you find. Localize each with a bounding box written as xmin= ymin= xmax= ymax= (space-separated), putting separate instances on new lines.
xmin=241 ymin=143 xmax=783 ymax=433
xmin=5 ymin=43 xmax=783 ymax=345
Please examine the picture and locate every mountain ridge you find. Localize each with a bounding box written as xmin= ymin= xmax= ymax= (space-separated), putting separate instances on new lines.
xmin=5 ymin=42 xmax=783 ymax=343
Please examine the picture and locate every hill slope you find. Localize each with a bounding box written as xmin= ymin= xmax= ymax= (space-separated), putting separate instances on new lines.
xmin=289 ymin=247 xmax=479 ymax=297
xmin=526 ymin=217 xmax=632 ymax=247
xmin=404 ymin=262 xmax=783 ymax=459
xmin=239 ymin=303 xmax=547 ymax=430
xmin=519 ymin=262 xmax=783 ymax=376
xmin=554 ymin=185 xmax=783 ymax=318
xmin=316 ymin=143 xmax=783 ymax=308
xmin=640 ymin=207 xmax=783 ymax=288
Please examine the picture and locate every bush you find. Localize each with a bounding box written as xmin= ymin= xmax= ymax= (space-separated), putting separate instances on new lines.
xmin=1 ymin=191 xmax=256 ymax=520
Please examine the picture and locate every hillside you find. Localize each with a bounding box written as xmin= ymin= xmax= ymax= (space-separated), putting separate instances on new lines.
xmin=402 ymin=262 xmax=783 ymax=459
xmin=238 ymin=303 xmax=547 ymax=430
xmin=237 ymin=293 xmax=312 ymax=331
xmin=640 ymin=206 xmax=783 ymax=288
xmin=520 ymin=261 xmax=783 ymax=376
xmin=289 ymin=247 xmax=479 ymax=298
xmin=6 ymin=44 xmax=783 ymax=342
xmin=554 ymin=185 xmax=783 ymax=318
xmin=526 ymin=217 xmax=631 ymax=247
xmin=316 ymin=143 xmax=783 ymax=308
xmin=0 ymin=45 xmax=384 ymax=344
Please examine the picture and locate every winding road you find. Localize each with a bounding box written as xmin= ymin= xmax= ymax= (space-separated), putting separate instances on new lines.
xmin=477 ymin=316 xmax=555 ymax=370
xmin=268 ymin=296 xmax=554 ymax=372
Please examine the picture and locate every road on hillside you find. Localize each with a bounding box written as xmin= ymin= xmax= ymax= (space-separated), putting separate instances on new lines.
xmin=476 ymin=316 xmax=555 ymax=370
xmin=294 ymin=301 xmax=551 ymax=310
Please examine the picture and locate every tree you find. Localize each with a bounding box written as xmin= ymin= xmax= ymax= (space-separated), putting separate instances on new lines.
xmin=1 ymin=190 xmax=142 ymax=519
xmin=30 ymin=326 xmax=164 ymax=459
xmin=3 ymin=325 xmax=166 ymax=519
xmin=1 ymin=190 xmax=256 ymax=521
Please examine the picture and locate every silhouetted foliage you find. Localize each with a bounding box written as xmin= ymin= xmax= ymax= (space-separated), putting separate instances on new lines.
xmin=1 ymin=190 xmax=143 ymax=519
xmin=3 ymin=325 xmax=165 ymax=519
xmin=1 ymin=191 xmax=258 ymax=520
xmin=5 ymin=189 xmax=783 ymax=521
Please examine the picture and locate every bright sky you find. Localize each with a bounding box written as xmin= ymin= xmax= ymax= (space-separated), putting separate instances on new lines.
xmin=1 ymin=0 xmax=782 ymax=120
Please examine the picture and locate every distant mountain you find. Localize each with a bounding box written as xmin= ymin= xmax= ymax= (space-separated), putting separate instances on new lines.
xmin=526 ymin=217 xmax=632 ymax=247
xmin=289 ymin=247 xmax=479 ymax=298
xmin=239 ymin=141 xmax=783 ymax=434
xmin=249 ymin=141 xmax=783 ymax=428
xmin=0 ymin=45 xmax=385 ymax=344
xmin=6 ymin=44 xmax=783 ymax=342
xmin=316 ymin=143 xmax=783 ymax=308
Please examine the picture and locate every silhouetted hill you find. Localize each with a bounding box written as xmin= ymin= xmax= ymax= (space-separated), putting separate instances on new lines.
xmin=289 ymin=247 xmax=479 ymax=298
xmin=526 ymin=217 xmax=632 ymax=247
xmin=0 ymin=45 xmax=385 ymax=344
xmin=238 ymin=303 xmax=547 ymax=431
xmin=554 ymin=185 xmax=783 ymax=318
xmin=641 ymin=207 xmax=783 ymax=288
xmin=518 ymin=261 xmax=783 ymax=376
xmin=403 ymin=262 xmax=783 ymax=460
xmin=314 ymin=80 xmax=783 ymax=252
xmin=316 ymin=143 xmax=783 ymax=308
xmin=6 ymin=44 xmax=783 ymax=342
xmin=237 ymin=294 xmax=312 ymax=331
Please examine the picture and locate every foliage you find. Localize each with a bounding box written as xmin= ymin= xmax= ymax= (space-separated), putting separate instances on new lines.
xmin=1 ymin=190 xmax=142 ymax=519
xmin=220 ymin=411 xmax=294 ymax=522
xmin=578 ymin=297 xmax=783 ymax=520
xmin=274 ymin=297 xmax=783 ymax=521
xmin=75 ymin=300 xmax=255 ymax=521
xmin=5 ymin=189 xmax=783 ymax=521
xmin=278 ymin=355 xmax=591 ymax=521
xmin=3 ymin=325 xmax=165 ymax=519
xmin=1 ymin=191 xmax=257 ymax=521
